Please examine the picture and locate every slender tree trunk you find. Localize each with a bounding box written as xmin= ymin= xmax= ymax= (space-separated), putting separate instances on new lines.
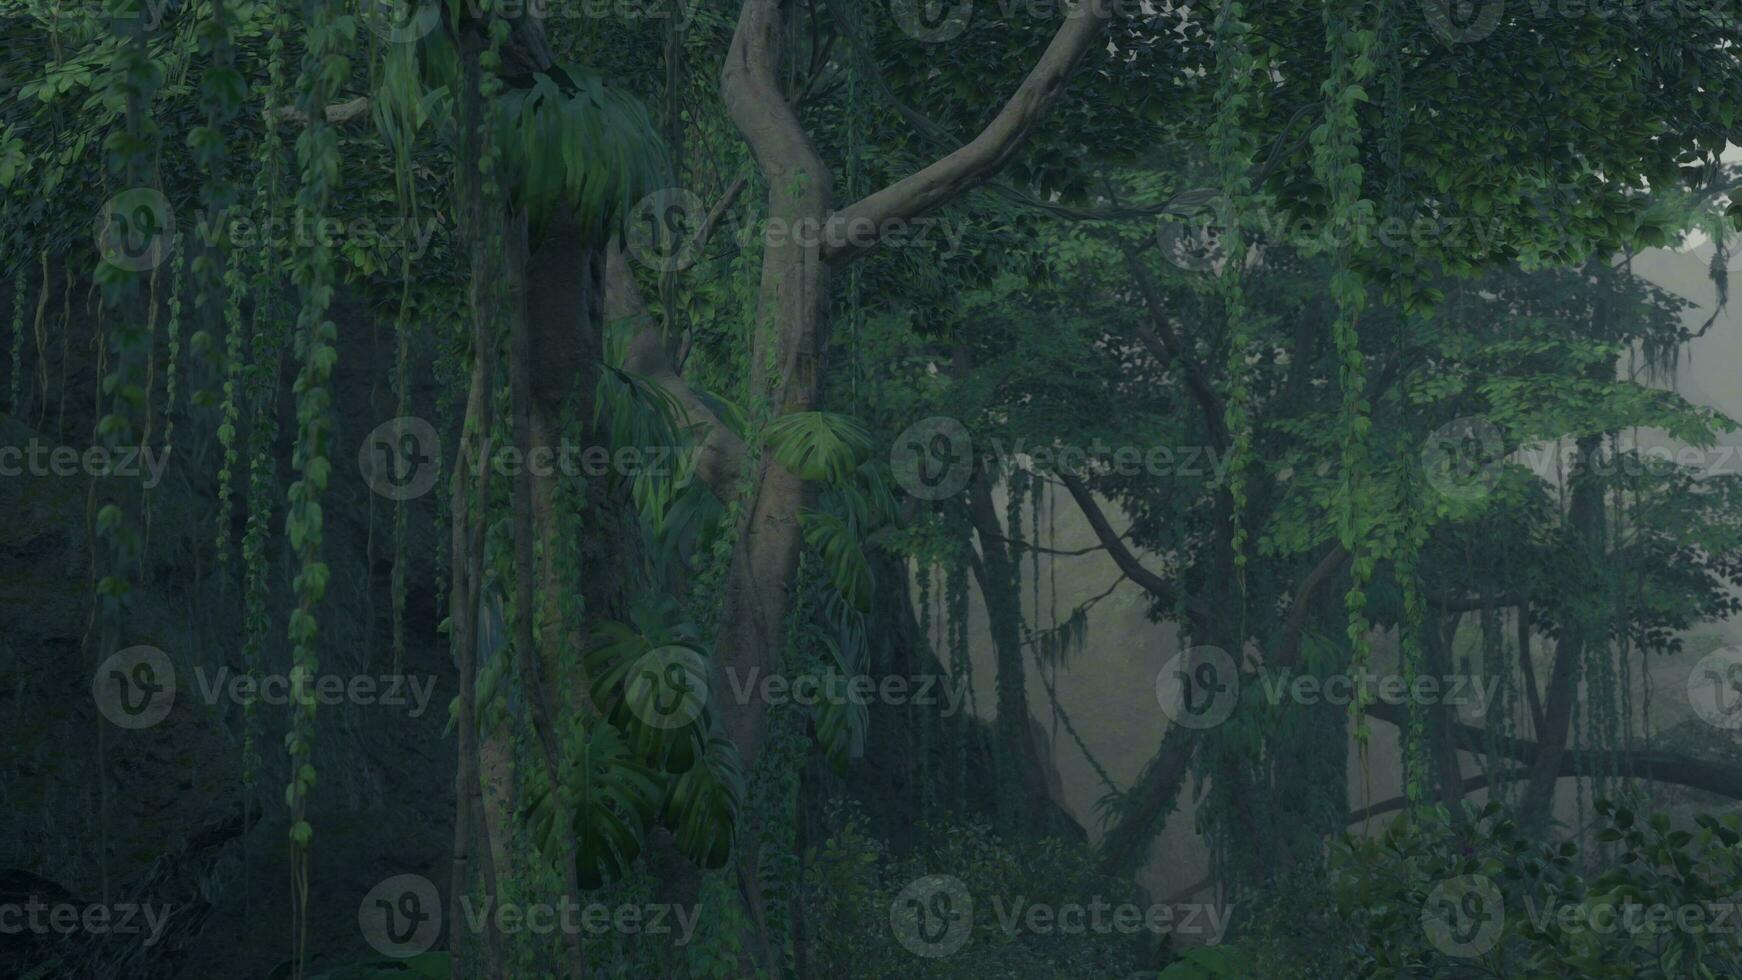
xmin=965 ymin=470 xmax=1066 ymax=837
xmin=1520 ymin=433 xmax=1607 ymax=828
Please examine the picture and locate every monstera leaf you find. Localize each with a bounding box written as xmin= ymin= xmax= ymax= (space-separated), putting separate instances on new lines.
xmin=806 ymin=635 xmax=869 ymax=774
xmin=764 ymin=411 xmax=872 ymax=484
xmin=659 ymin=733 xmax=743 ymax=873
xmin=524 ymin=720 xmax=661 ymax=890
xmin=584 ymin=596 xmax=711 ymax=773
xmin=801 ymin=510 xmax=873 ymax=613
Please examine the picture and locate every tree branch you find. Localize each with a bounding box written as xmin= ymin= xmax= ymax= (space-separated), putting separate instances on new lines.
xmin=1055 ymin=469 xmax=1178 ymax=606
xmin=821 ymin=1 xmax=1112 ymax=264
xmin=1366 ymin=700 xmax=1742 ymax=802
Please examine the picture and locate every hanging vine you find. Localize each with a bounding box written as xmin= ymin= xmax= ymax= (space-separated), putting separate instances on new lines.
xmin=1211 ymin=0 xmax=1259 ymax=584
xmin=281 ymin=0 xmax=353 ymax=972
xmin=160 ymin=233 xmax=184 ymax=460
xmin=1313 ymin=0 xmax=1379 ymax=742
xmin=9 ymin=269 xmax=23 ymax=414
xmin=1378 ymin=0 xmax=1430 ymax=810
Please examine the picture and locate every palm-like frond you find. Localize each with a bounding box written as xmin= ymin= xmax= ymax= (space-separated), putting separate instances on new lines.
xmin=764 ymin=411 xmax=872 ymax=484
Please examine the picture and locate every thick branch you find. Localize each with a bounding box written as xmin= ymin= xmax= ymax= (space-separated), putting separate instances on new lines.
xmin=1366 ymin=701 xmax=1742 ymax=802
xmin=821 ymin=1 xmax=1111 ymax=263
xmin=1055 ymin=469 xmax=1177 ymax=605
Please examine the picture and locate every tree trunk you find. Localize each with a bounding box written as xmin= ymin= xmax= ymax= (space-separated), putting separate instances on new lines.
xmin=1519 ymin=432 xmax=1608 ymax=829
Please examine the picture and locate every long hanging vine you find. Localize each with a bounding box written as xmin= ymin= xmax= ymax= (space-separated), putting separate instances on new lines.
xmin=282 ymin=0 xmax=353 ymax=973
xmin=9 ymin=269 xmax=23 ymax=414
xmin=91 ymin=0 xmax=164 ymax=910
xmin=1313 ymin=0 xmax=1379 ymax=748
xmin=215 ymin=246 xmax=247 ymax=568
xmin=1211 ymin=0 xmax=1259 ymax=584
xmin=1379 ymin=0 xmax=1431 ymax=810
xmin=235 ymin=4 xmax=294 ymax=959
xmin=160 ymin=234 xmax=184 ymax=461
